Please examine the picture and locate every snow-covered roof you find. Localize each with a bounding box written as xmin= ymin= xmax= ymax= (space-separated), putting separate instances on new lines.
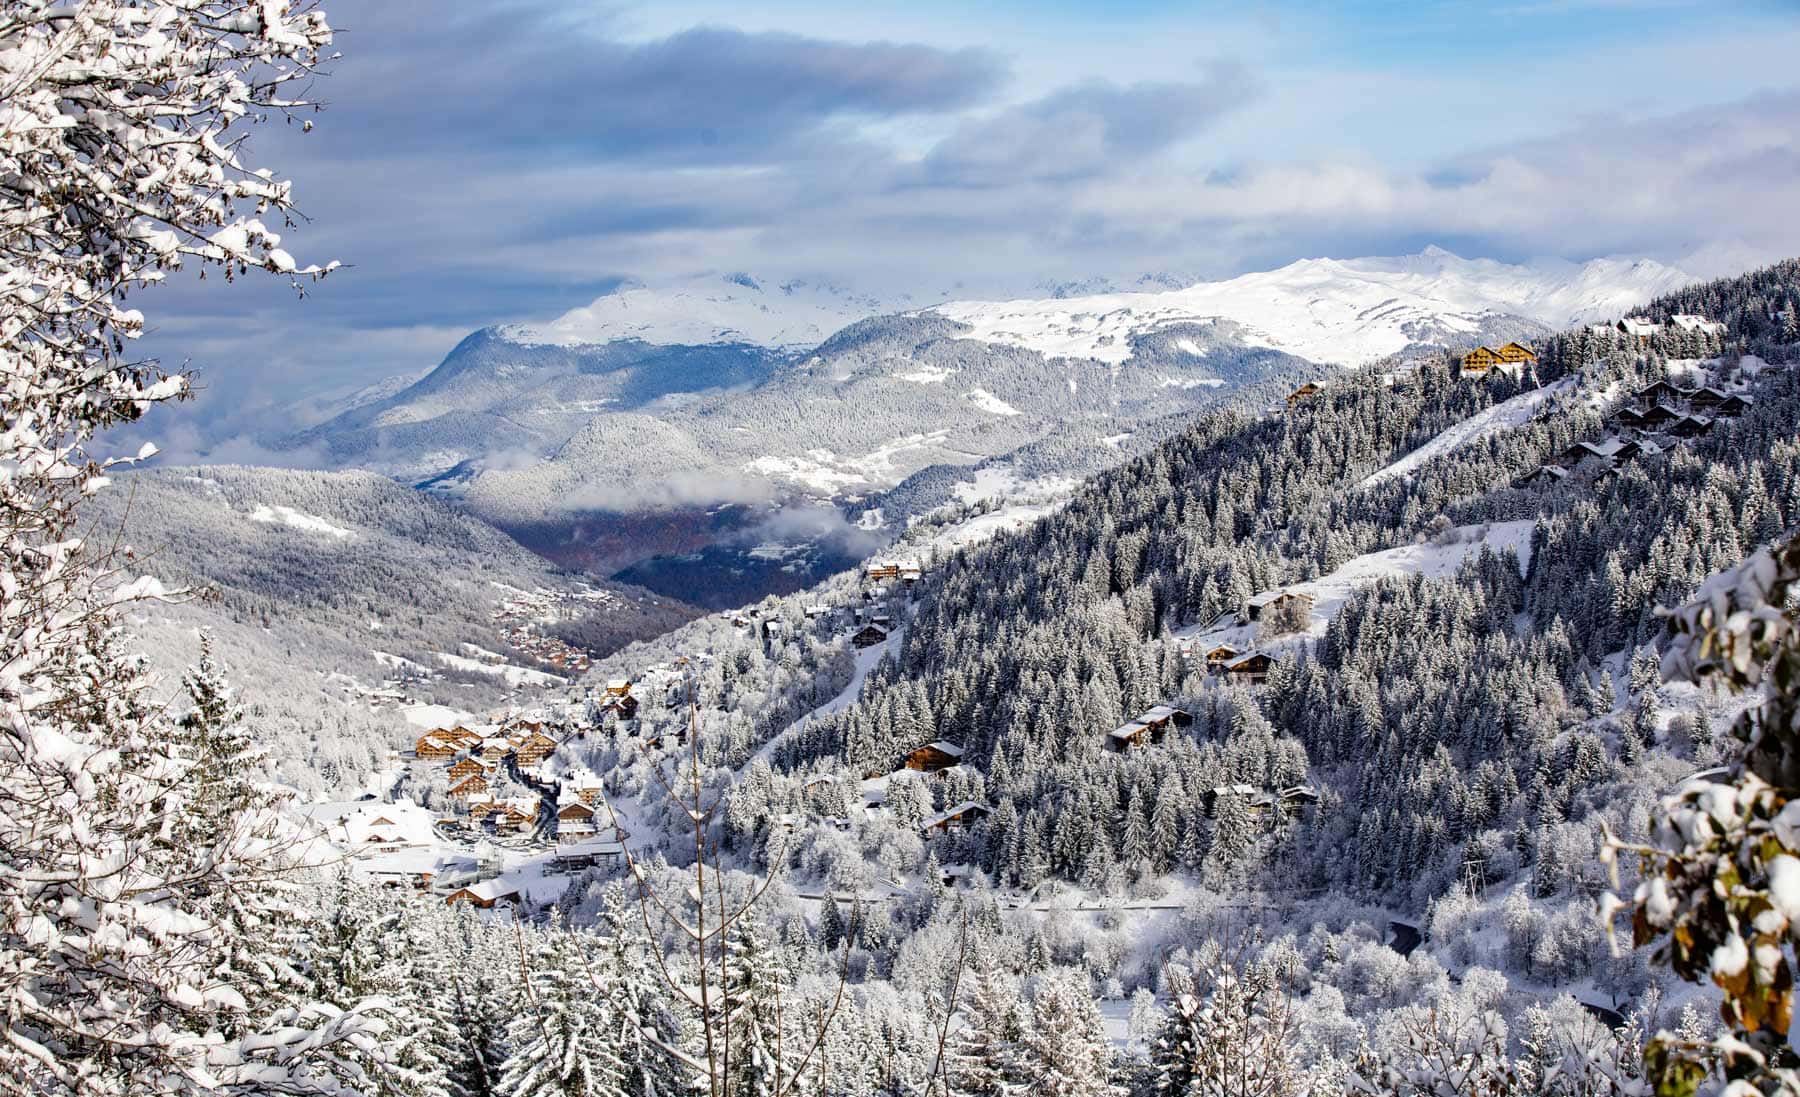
xmin=357 ymin=848 xmax=448 ymax=878
xmin=921 ymin=740 xmax=963 ymax=758
xmin=1670 ymin=314 xmax=1726 ymax=334
xmin=455 ymin=880 xmax=521 ymax=902
xmin=552 ymin=837 xmax=625 ymax=859
xmin=326 ymin=799 xmax=437 ymax=848
xmin=1619 ymin=316 xmax=1662 ymax=336
xmin=1138 ymin=704 xmax=1180 ymax=722
xmin=1246 ymin=589 xmax=1296 ymax=608
xmin=921 ymin=801 xmax=987 ymax=829
xmin=1110 ymin=721 xmax=1148 ymax=740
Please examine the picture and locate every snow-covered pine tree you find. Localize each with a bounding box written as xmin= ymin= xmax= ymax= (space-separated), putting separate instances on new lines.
xmin=502 ymin=921 xmax=627 ymax=1097
xmin=596 ymin=897 xmax=684 ymax=1097
xmin=721 ymin=915 xmax=796 ymax=1097
xmin=1020 ymin=969 xmax=1113 ymax=1097
xmin=0 ymin=3 xmax=396 ymax=1094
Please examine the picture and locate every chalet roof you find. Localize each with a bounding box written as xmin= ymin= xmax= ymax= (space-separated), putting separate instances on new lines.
xmin=1138 ymin=704 xmax=1184 ymax=722
xmin=457 ymin=880 xmax=521 ymax=902
xmin=553 ymin=837 xmax=625 ymax=859
xmin=358 ymin=848 xmax=447 ymax=877
xmin=1110 ymin=721 xmax=1148 ymax=741
xmin=1225 ymin=651 xmax=1273 ymax=671
xmin=606 ymin=678 xmax=631 ymax=690
xmin=1496 ymin=341 xmax=1537 ymax=357
xmin=1245 ymin=589 xmax=1293 ymax=608
xmin=921 ymin=801 xmax=987 ymax=829
xmin=1619 ymin=317 xmax=1662 ymax=336
xmin=918 ymin=740 xmax=964 ymax=758
xmin=1670 ymin=314 xmax=1726 ymax=334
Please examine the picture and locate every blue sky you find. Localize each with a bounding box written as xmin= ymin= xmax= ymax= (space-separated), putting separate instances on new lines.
xmin=136 ymin=0 xmax=1800 ymax=459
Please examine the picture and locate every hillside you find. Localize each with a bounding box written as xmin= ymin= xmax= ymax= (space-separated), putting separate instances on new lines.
xmin=93 ymin=466 xmax=698 ymax=797
xmin=454 ymin=257 xmax=1800 ymax=1090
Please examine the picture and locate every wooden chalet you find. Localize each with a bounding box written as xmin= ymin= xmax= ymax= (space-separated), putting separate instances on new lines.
xmin=557 ymin=801 xmax=595 ymax=824
xmin=551 ymin=837 xmax=626 ymax=870
xmin=1241 ymin=588 xmax=1311 ymax=625
xmin=1514 ymin=465 xmax=1569 ymax=489
xmin=445 ymin=881 xmax=521 ymax=909
xmin=1460 ymin=346 xmax=1499 ymax=374
xmin=1108 ymin=703 xmax=1195 ymax=751
xmin=865 ymin=563 xmax=902 ymax=582
xmin=1286 ymin=382 xmax=1322 ymax=408
xmin=1634 ymin=380 xmax=1688 ymax=407
xmin=1618 ymin=317 xmax=1662 ymax=343
xmin=448 ymin=773 xmax=490 ymax=799
xmin=465 ymin=794 xmax=496 ymax=820
xmin=1494 ymin=342 xmax=1537 ymax=367
xmin=1222 ymin=651 xmax=1274 ymax=685
xmin=850 ymin=624 xmax=889 ymax=649
xmin=1202 ymin=643 xmax=1241 ymax=670
xmin=572 ymin=775 xmax=604 ymax=806
xmin=1638 ymin=403 xmax=1682 ymax=428
xmin=604 ymin=678 xmax=632 ymax=698
xmin=1608 ymin=407 xmax=1646 ymax=431
xmin=513 ymin=730 xmax=559 ymax=765
xmin=1670 ymin=314 xmax=1727 ymax=336
xmin=441 ymin=726 xmax=483 ymax=747
xmin=920 ymin=801 xmax=988 ymax=836
xmin=446 ymin=757 xmax=490 ymax=783
xmin=497 ymin=799 xmax=538 ymax=830
xmin=477 ymin=738 xmax=513 ymax=762
xmin=415 ymin=732 xmax=458 ymax=759
xmin=903 ymin=741 xmax=964 ymax=773
xmin=1669 ymin=414 xmax=1714 ymax=438
xmin=1716 ymin=393 xmax=1753 ymax=416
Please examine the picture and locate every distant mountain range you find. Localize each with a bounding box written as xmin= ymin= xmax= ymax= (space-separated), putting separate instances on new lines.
xmin=276 ymin=248 xmax=1695 ymax=605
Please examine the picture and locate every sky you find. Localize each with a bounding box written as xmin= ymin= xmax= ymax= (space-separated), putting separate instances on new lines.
xmin=136 ymin=0 xmax=1800 ymax=459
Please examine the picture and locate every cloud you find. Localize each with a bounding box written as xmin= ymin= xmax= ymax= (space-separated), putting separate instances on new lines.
xmin=923 ymin=62 xmax=1261 ymax=185
xmin=323 ymin=5 xmax=1005 ymax=166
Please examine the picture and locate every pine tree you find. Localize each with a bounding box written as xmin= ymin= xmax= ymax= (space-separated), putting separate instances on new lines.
xmin=722 ymin=915 xmax=794 ymax=1097
xmin=947 ymin=943 xmax=1028 ymax=1097
xmin=1021 ymin=969 xmax=1113 ymax=1097
xmin=501 ymin=922 xmax=627 ymax=1097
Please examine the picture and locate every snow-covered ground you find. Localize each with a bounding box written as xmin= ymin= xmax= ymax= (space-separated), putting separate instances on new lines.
xmin=930 ymin=248 xmax=1691 ymax=367
xmin=398 ymin=701 xmax=478 ymax=730
xmin=504 ymin=273 xmax=892 ymax=350
xmin=744 ymin=629 xmax=900 ymax=773
xmin=435 ymin=650 xmax=566 ymax=688
xmin=1176 ymin=520 xmax=1535 ymax=652
xmin=1359 ymin=379 xmax=1573 ymax=488
xmin=246 ymin=502 xmax=353 ymax=539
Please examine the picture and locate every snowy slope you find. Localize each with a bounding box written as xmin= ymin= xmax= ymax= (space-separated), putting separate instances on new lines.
xmin=929 ymin=247 xmax=1692 ymax=367
xmin=504 ymin=273 xmax=895 ymax=350
xmin=1176 ymin=520 xmax=1536 ymax=653
xmin=1359 ymin=378 xmax=1575 ymax=488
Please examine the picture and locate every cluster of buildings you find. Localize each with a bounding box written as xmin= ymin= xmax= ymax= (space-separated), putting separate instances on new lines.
xmin=1515 ymin=376 xmax=1754 ymax=489
xmin=1609 ymin=314 xmax=1728 ymax=345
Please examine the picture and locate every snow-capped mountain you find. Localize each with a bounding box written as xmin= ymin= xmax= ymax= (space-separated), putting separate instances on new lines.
xmin=502 ymin=273 xmax=901 ymax=350
xmin=928 ymin=247 xmax=1693 ymax=367
xmin=281 ymin=248 xmax=1697 ymax=604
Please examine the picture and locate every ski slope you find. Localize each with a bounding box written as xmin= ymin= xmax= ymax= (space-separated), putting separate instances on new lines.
xmin=1360 ymin=379 xmax=1573 ymax=488
xmin=1176 ymin=520 xmax=1535 ymax=653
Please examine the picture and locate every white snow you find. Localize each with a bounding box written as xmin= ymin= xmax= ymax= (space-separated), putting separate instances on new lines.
xmin=1176 ymin=520 xmax=1536 ymax=652
xmin=965 ymin=387 xmax=1021 ymax=416
xmin=745 ymin=628 xmax=900 ymax=773
xmin=399 ymin=702 xmax=476 ymax=730
xmin=505 ymin=274 xmax=891 ymax=350
xmin=435 ymin=651 xmax=566 ymax=688
xmin=246 ymin=503 xmax=353 ymax=539
xmin=929 ymin=248 xmax=1692 ymax=367
xmin=1157 ymin=376 xmax=1226 ymax=389
xmin=897 ymin=364 xmax=954 ymax=383
xmin=1360 ymin=379 xmax=1573 ymax=488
